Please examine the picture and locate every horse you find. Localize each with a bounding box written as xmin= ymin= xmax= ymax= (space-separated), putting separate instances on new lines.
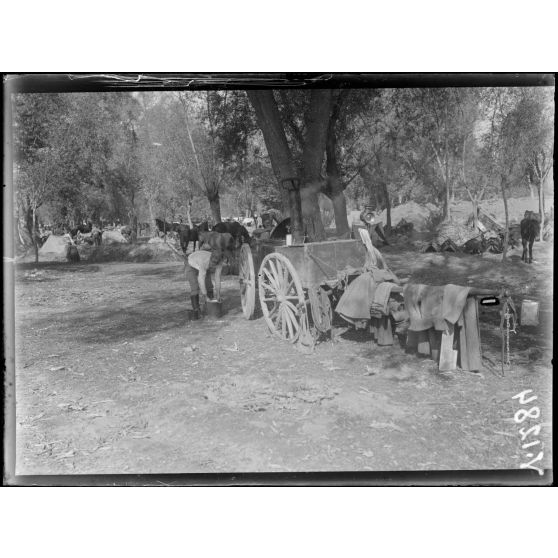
xmin=212 ymin=221 xmax=252 ymax=248
xmin=520 ymin=211 xmax=541 ymax=264
xmin=198 ymin=231 xmax=235 ymax=264
xmin=155 ymin=218 xmax=174 ymax=236
xmin=173 ymin=221 xmax=210 ymax=253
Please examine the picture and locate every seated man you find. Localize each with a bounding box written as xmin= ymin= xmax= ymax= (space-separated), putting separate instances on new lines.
xmin=360 ymin=205 xmax=389 ymax=246
xmin=185 ymin=247 xmax=227 ymax=319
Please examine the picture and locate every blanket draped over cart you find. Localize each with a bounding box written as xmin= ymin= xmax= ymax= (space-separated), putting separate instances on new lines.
xmin=335 ymin=276 xmax=482 ymax=370
xmin=335 ymin=267 xmax=401 ymax=344
xmin=403 ymin=283 xmax=471 ymax=331
xmin=402 ymin=283 xmax=481 ymax=371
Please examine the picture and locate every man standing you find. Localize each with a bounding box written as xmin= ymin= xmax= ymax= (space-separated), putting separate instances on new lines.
xmin=184 ymin=243 xmax=228 ymax=319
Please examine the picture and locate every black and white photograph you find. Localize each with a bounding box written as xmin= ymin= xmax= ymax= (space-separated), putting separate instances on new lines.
xmin=3 ymin=73 xmax=554 ymax=484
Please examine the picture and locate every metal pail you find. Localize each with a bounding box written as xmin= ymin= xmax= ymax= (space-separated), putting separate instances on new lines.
xmin=521 ymin=299 xmax=539 ymax=326
xmin=206 ymin=300 xmax=223 ymax=318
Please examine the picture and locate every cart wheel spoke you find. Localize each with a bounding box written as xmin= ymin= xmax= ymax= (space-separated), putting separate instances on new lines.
xmin=283 ymin=300 xmax=300 ymax=313
xmin=283 ymin=305 xmax=298 ymax=339
xmin=285 ymin=310 xmax=294 ymax=339
xmin=284 ymin=279 xmax=295 ymax=295
xmin=262 ymin=267 xmax=280 ymax=292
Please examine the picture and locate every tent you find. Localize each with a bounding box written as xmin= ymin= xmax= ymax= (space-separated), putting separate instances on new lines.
xmin=38 ymin=234 xmax=72 ymax=261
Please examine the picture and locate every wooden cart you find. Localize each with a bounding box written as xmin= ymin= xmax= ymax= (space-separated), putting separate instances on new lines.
xmin=238 ymin=236 xmax=506 ymax=372
xmin=238 ymin=239 xmax=368 ymax=343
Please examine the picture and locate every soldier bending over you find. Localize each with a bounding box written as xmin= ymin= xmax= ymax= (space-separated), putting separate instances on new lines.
xmin=185 ymin=247 xmax=227 ymax=319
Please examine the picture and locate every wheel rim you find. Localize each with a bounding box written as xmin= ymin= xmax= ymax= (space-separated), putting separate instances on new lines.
xmin=239 ymin=244 xmax=256 ymax=319
xmin=258 ymin=252 xmax=305 ymax=343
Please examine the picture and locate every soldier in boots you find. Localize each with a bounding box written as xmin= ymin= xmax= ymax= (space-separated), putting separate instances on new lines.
xmin=184 ymin=247 xmax=227 ymax=319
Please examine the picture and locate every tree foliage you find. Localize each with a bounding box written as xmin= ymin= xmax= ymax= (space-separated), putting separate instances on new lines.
xmin=12 ymin=86 xmax=553 ymax=253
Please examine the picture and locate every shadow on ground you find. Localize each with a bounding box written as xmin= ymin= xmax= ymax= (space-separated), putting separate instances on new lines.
xmin=17 ymin=262 xmax=102 ymax=274
xmin=109 ymin=263 xmax=184 ymax=281
xmin=31 ymin=286 xmax=244 ymax=344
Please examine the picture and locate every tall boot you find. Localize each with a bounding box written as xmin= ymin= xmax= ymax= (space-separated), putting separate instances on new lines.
xmin=190 ymin=294 xmax=200 ymax=320
xmin=207 ymin=289 xmax=214 ymax=300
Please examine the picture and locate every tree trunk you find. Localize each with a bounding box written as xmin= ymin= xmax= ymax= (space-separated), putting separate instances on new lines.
xmin=148 ymin=199 xmax=157 ymax=236
xmin=300 ymin=182 xmax=325 ymax=241
xmin=186 ymin=201 xmax=193 ymax=228
xmin=247 ymin=90 xmax=303 ymax=243
xmin=324 ymin=90 xmax=350 ymax=238
xmin=538 ymin=184 xmax=544 ymax=241
xmin=444 ymin=100 xmax=451 ymax=221
xmin=131 ymin=214 xmax=138 ymax=244
xmin=528 ymin=182 xmax=535 ymax=198
xmin=285 ymin=181 xmax=304 ymax=242
xmin=471 ymin=198 xmax=479 ymax=230
xmin=445 ymin=174 xmax=451 ymax=221
xmin=23 ymin=202 xmax=37 ymax=259
xmin=330 ymin=189 xmax=350 ymax=238
xmin=299 ymin=90 xmax=333 ymax=241
xmin=32 ymin=205 xmax=39 ymax=263
xmin=501 ymin=179 xmax=510 ymax=261
xmin=280 ymin=187 xmax=291 ymax=218
xmin=383 ymin=183 xmax=392 ymax=232
xmin=209 ymin=192 xmax=222 ymax=223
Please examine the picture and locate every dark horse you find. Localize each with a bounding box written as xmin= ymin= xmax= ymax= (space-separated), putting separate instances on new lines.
xmin=212 ymin=221 xmax=251 ymax=248
xmin=520 ymin=211 xmax=541 ymax=264
xmin=155 ymin=218 xmax=174 ymax=235
xmin=174 ymin=221 xmax=210 ymax=253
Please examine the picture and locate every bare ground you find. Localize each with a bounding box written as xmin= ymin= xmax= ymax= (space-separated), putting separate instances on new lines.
xmin=12 ymin=241 xmax=553 ymax=475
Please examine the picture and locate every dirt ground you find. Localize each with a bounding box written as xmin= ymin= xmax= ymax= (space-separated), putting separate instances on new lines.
xmin=12 ymin=239 xmax=553 ymax=476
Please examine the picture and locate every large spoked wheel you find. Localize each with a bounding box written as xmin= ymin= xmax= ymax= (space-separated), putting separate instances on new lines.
xmin=258 ymin=252 xmax=305 ymax=343
xmin=239 ymin=244 xmax=257 ymax=319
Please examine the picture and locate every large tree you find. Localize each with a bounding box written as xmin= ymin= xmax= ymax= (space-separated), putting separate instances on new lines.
xmin=247 ymin=89 xmax=334 ymax=242
xmin=247 ymin=90 xmax=305 ymax=242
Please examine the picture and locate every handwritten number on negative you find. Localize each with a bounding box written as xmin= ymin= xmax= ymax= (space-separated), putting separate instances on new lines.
xmin=512 ymin=389 xmax=537 ymax=405
xmin=514 ymin=406 xmax=540 ymax=424
xmin=519 ymin=424 xmax=541 ymax=441
xmin=519 ymin=451 xmax=544 ymax=475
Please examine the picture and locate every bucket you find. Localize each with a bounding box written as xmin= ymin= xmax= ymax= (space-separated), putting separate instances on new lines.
xmin=521 ymin=299 xmax=539 ymax=326
xmin=206 ymin=299 xmax=223 ymax=319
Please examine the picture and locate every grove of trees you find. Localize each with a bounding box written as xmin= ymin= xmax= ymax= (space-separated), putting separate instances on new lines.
xmin=13 ymin=86 xmax=554 ymax=258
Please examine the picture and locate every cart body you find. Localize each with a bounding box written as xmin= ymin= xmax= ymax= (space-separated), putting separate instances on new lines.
xmin=238 ymin=238 xmax=368 ymax=346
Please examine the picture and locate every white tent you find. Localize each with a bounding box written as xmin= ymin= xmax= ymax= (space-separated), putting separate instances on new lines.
xmin=38 ymin=234 xmax=71 ymax=261
xmin=102 ymin=229 xmax=128 ymax=244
